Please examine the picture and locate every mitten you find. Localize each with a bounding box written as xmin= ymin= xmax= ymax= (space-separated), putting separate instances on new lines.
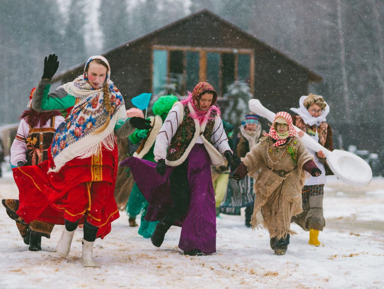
xmin=303 ymin=160 xmax=322 ymax=177
xmin=129 ymin=117 xmax=151 ymax=129
xmin=156 ymin=159 xmax=166 ymax=176
xmin=232 ymin=162 xmax=248 ymax=180
xmin=42 ymin=54 xmax=59 ymax=80
xmin=223 ymin=150 xmax=234 ymax=167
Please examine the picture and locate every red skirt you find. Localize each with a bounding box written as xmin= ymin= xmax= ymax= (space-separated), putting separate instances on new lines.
xmin=14 ymin=146 xmax=120 ymax=239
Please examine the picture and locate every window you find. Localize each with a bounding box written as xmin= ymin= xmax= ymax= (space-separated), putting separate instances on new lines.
xmin=206 ymin=52 xmax=220 ymax=93
xmin=186 ymin=51 xmax=200 ymax=92
xmin=152 ymin=46 xmax=253 ymax=96
xmin=152 ymin=50 xmax=167 ymax=95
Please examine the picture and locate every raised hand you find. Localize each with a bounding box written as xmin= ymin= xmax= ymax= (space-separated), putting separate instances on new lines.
xmin=42 ymin=54 xmax=59 ymax=80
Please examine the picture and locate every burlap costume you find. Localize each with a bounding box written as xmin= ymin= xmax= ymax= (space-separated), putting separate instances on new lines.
xmin=243 ymin=136 xmax=313 ymax=239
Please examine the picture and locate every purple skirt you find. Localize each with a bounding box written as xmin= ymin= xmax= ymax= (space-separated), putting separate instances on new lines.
xmin=121 ymin=144 xmax=216 ymax=254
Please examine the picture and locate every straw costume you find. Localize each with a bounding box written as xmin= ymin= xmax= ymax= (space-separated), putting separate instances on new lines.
xmin=233 ymin=112 xmax=321 ymax=255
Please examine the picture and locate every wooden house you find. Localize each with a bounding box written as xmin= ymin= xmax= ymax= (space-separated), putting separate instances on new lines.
xmin=53 ymin=9 xmax=321 ymax=115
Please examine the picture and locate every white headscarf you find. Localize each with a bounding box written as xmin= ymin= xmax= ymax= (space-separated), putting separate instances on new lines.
xmin=290 ymin=95 xmax=329 ymax=126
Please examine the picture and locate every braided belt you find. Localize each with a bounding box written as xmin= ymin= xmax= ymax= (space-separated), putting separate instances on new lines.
xmin=266 ymin=166 xmax=296 ymax=177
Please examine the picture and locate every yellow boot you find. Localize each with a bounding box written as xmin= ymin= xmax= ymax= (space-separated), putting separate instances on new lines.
xmin=308 ymin=229 xmax=321 ymax=246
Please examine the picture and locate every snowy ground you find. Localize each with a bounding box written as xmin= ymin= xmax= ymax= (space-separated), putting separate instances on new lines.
xmin=0 ymin=166 xmax=383 ymax=289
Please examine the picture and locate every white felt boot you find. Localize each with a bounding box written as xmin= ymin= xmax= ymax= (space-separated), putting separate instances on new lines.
xmin=81 ymin=239 xmax=97 ymax=267
xmin=56 ymin=228 xmax=75 ymax=257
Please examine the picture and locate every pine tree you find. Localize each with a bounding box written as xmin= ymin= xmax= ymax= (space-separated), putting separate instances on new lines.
xmin=99 ymin=0 xmax=130 ymax=52
xmin=221 ymin=81 xmax=253 ymax=126
xmin=62 ymin=0 xmax=87 ymax=67
xmin=0 ymin=0 xmax=62 ymax=124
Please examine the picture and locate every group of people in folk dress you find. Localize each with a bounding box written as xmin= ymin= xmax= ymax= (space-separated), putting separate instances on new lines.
xmin=2 ymin=53 xmax=333 ymax=266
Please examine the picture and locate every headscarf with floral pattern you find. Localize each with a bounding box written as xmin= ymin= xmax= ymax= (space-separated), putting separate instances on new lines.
xmin=181 ymin=82 xmax=219 ymax=124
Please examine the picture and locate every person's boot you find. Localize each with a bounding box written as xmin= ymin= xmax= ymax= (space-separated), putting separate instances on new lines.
xmin=308 ymin=229 xmax=321 ymax=246
xmin=270 ymin=237 xmax=277 ymax=250
xmin=29 ymin=231 xmax=42 ymax=251
xmin=56 ymin=228 xmax=75 ymax=257
xmin=274 ymin=234 xmax=290 ymax=255
xmin=22 ymin=228 xmax=31 ymax=245
xmin=81 ymin=239 xmax=97 ymax=267
xmin=151 ymin=220 xmax=171 ymax=247
xmin=128 ymin=217 xmax=138 ymax=227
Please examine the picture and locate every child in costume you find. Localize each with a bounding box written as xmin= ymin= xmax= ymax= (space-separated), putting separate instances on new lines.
xmin=11 ymin=54 xmax=150 ymax=267
xmin=220 ymin=114 xmax=263 ymax=226
xmin=2 ymin=87 xmax=65 ymax=251
xmin=232 ymin=112 xmax=321 ymax=255
xmin=121 ymin=82 xmax=234 ymax=256
xmin=125 ymin=95 xmax=178 ymax=238
xmin=290 ymin=94 xmax=333 ymax=246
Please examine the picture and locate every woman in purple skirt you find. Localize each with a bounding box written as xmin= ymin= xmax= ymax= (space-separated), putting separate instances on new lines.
xmin=122 ymin=82 xmax=234 ymax=256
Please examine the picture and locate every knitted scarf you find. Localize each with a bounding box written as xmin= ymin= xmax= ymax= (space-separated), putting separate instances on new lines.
xmin=49 ymin=55 xmax=125 ymax=172
xmin=265 ymin=111 xmax=296 ymax=146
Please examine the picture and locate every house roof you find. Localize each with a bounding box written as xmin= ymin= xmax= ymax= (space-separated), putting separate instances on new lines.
xmin=52 ymin=9 xmax=322 ymax=83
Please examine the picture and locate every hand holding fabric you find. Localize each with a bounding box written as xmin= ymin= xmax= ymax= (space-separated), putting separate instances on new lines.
xmin=231 ymin=162 xmax=248 ymax=180
xmin=17 ymin=161 xmax=25 ymax=167
xmin=42 ymin=54 xmax=59 ymax=80
xmin=156 ymin=159 xmax=166 ymax=177
xmin=129 ymin=117 xmax=151 ymax=130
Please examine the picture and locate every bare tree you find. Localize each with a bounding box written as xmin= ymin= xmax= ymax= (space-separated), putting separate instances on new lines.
xmin=336 ymin=0 xmax=350 ymax=121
